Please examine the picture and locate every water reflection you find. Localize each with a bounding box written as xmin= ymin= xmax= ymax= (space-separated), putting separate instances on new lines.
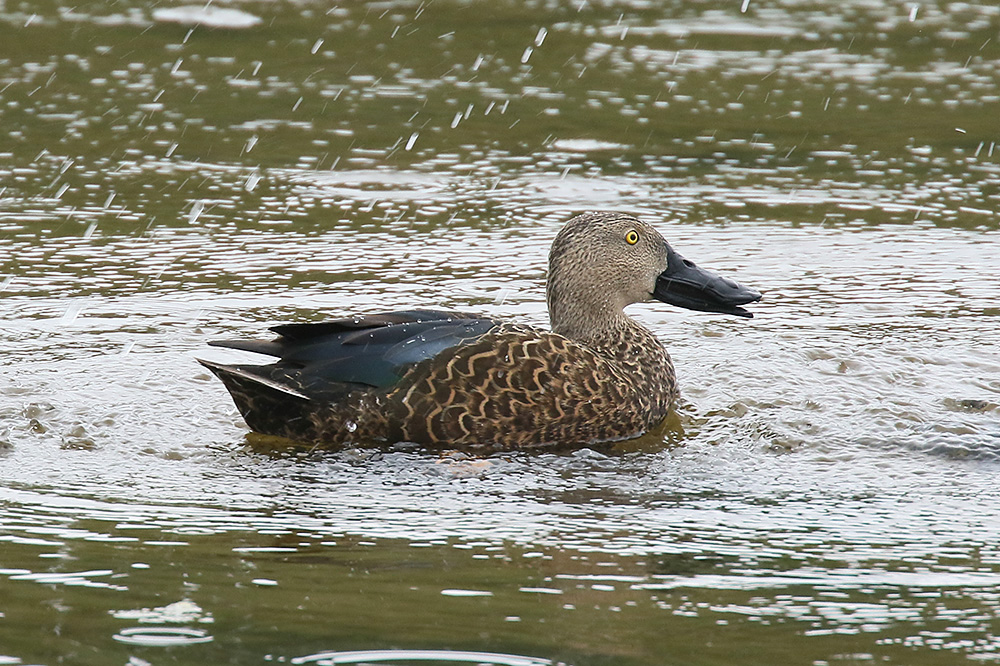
xmin=113 ymin=626 xmax=214 ymax=647
xmin=5 ymin=476 xmax=1000 ymax=662
xmin=291 ymin=649 xmax=553 ymax=665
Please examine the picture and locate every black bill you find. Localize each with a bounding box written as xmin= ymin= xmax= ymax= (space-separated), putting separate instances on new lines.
xmin=652 ymin=245 xmax=762 ymax=318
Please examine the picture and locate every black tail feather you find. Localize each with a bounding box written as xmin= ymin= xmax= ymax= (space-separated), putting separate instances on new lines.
xmin=206 ymin=339 xmax=285 ymax=357
xmin=198 ymin=359 xmax=319 ymax=442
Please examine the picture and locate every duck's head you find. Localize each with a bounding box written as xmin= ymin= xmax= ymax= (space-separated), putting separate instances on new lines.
xmin=547 ymin=212 xmax=761 ymax=337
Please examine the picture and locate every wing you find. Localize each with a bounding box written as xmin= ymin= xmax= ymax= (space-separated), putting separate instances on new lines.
xmin=204 ymin=309 xmax=499 ymax=396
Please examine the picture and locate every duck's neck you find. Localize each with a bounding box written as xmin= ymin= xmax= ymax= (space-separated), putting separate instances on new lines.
xmin=550 ymin=305 xmax=631 ymax=344
xmin=548 ymin=284 xmax=654 ymax=353
xmin=548 ymin=277 xmax=620 ymax=341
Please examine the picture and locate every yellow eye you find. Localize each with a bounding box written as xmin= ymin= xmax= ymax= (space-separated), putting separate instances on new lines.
xmin=625 ymin=230 xmax=639 ymax=245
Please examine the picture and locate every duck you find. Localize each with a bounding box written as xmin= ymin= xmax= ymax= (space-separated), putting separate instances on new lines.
xmin=199 ymin=211 xmax=761 ymax=449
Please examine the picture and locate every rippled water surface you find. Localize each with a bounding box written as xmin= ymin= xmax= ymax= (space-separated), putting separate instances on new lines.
xmin=2 ymin=1 xmax=1000 ymax=665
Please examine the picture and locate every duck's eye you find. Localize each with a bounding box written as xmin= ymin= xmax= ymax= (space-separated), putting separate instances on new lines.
xmin=625 ymin=230 xmax=639 ymax=245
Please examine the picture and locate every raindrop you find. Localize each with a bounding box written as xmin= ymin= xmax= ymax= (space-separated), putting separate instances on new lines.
xmin=521 ymin=47 xmax=533 ymax=64
xmin=83 ymin=222 xmax=97 ymax=238
xmin=103 ymin=192 xmax=116 ymax=209
xmin=311 ymin=38 xmax=324 ymax=54
xmin=472 ymin=54 xmax=484 ymax=71
xmin=60 ymin=301 xmax=85 ymax=325
xmin=534 ymin=28 xmax=547 ymax=47
xmin=345 ymin=421 xmax=358 ymax=433
xmin=405 ymin=132 xmax=418 ymax=151
xmin=55 ymin=183 xmax=70 ymax=198
xmin=245 ymin=171 xmax=262 ymax=192
xmin=188 ymin=201 xmax=205 ymax=225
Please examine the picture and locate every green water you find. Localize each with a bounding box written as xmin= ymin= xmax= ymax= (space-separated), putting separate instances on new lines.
xmin=2 ymin=1 xmax=1000 ymax=664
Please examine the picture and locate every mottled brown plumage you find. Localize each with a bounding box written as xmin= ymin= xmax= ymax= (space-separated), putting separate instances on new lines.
xmin=200 ymin=211 xmax=760 ymax=449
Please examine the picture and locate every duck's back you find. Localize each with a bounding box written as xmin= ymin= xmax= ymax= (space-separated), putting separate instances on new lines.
xmin=201 ymin=310 xmax=677 ymax=448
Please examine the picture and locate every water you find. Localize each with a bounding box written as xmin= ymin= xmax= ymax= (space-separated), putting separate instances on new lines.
xmin=2 ymin=1 xmax=1000 ymax=664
